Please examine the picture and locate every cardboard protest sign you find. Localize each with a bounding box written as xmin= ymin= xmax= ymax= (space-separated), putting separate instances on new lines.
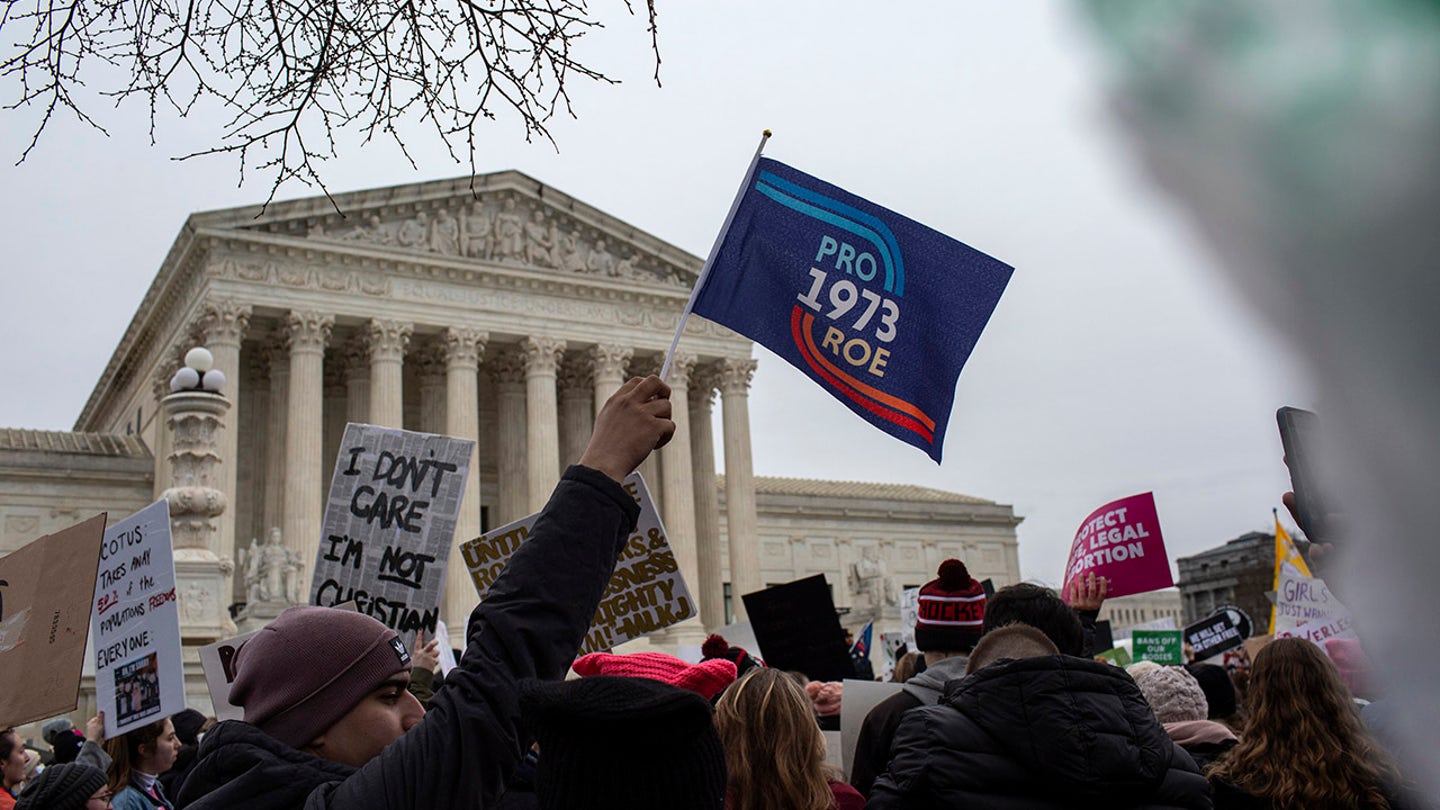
xmin=1132 ymin=629 xmax=1183 ymax=665
xmin=1062 ymin=493 xmax=1173 ymax=602
xmin=1244 ymin=634 xmax=1274 ymax=661
xmin=91 ymin=501 xmax=185 ymax=737
xmin=198 ymin=629 xmax=260 ymax=721
xmin=311 ymin=424 xmax=474 ymax=641
xmin=461 ymin=473 xmax=694 ymax=653
xmin=0 ymin=514 xmax=107 ymax=726
xmin=1272 ymin=571 xmax=1347 ymax=633
xmin=1184 ymin=612 xmax=1245 ymax=661
xmin=840 ymin=680 xmax=903 ymax=780
xmin=742 ymin=575 xmax=852 ymax=683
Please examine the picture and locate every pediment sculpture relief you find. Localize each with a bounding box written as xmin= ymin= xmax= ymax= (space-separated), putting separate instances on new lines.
xmin=277 ymin=194 xmax=691 ymax=286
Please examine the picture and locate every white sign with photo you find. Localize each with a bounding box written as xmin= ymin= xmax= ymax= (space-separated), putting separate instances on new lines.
xmin=91 ymin=500 xmax=185 ymax=737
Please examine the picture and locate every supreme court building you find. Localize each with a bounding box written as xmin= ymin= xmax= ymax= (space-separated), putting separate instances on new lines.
xmin=1 ymin=172 xmax=1021 ymax=675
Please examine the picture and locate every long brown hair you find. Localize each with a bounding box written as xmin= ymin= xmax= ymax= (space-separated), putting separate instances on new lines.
xmin=104 ymin=717 xmax=170 ymax=797
xmin=714 ymin=669 xmax=833 ymax=810
xmin=1209 ymin=638 xmax=1397 ymax=809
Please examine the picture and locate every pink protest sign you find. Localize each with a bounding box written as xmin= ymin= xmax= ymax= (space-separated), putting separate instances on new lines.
xmin=1062 ymin=492 xmax=1173 ymax=602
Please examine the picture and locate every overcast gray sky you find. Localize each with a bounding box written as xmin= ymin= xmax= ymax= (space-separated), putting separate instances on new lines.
xmin=0 ymin=1 xmax=1315 ymax=585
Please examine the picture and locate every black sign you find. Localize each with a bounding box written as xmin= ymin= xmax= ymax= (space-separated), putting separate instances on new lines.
xmin=742 ymin=575 xmax=852 ymax=683
xmin=1210 ymin=604 xmax=1253 ymax=640
xmin=1092 ymin=619 xmax=1114 ymax=654
xmin=980 ymin=578 xmax=995 ymax=599
xmin=1184 ymin=612 xmax=1244 ymax=661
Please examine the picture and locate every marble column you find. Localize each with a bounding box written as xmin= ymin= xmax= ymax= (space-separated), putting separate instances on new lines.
xmin=688 ymin=362 xmax=726 ymax=631
xmin=197 ymin=299 xmax=252 ymax=570
xmin=657 ymin=352 xmax=704 ymax=642
xmin=343 ymin=337 xmax=370 ymax=426
xmin=488 ymin=347 xmax=529 ymax=524
xmin=442 ymin=327 xmax=487 ymax=646
xmin=415 ymin=341 xmax=448 ymax=435
xmin=521 ymin=336 xmax=566 ymax=512
xmin=720 ymin=358 xmax=762 ymax=620
xmin=261 ymin=337 xmax=290 ymax=539
xmin=282 ymin=310 xmax=334 ymax=588
xmin=366 ymin=319 xmax=412 ymax=428
xmin=589 ymin=344 xmax=633 ymax=418
xmin=321 ymin=359 xmax=346 ymax=495
xmin=557 ymin=353 xmax=594 ymax=469
xmin=163 ymin=387 xmax=237 ymax=642
xmin=241 ymin=349 xmax=271 ymax=587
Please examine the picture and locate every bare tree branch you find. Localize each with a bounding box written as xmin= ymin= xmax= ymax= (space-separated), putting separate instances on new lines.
xmin=1 ymin=0 xmax=662 ymax=208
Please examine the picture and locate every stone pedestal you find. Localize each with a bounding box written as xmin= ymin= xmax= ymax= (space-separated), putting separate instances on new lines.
xmin=161 ymin=389 xmax=238 ymax=643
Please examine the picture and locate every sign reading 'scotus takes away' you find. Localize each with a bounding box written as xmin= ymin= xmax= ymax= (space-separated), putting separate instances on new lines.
xmin=310 ymin=424 xmax=474 ymax=641
xmin=91 ymin=500 xmax=186 ymax=737
xmin=460 ymin=473 xmax=693 ymax=652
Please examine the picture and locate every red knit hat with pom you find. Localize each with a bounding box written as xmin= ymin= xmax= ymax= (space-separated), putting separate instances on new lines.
xmin=573 ymin=652 xmax=738 ymax=701
xmin=915 ymin=559 xmax=985 ymax=652
xmin=700 ymin=633 xmax=763 ymax=677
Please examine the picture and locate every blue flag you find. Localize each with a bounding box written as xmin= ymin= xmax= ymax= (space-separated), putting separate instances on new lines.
xmin=690 ymin=157 xmax=1012 ymax=462
xmin=850 ymin=620 xmax=874 ymax=658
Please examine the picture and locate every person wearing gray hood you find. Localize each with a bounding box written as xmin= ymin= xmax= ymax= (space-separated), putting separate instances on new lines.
xmin=848 ymin=559 xmax=985 ymax=798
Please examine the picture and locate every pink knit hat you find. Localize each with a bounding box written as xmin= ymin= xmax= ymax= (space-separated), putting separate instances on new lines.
xmin=230 ymin=606 xmax=412 ymax=748
xmin=572 ymin=652 xmax=738 ymax=700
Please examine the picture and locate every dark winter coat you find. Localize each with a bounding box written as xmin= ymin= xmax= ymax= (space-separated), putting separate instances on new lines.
xmin=868 ymin=655 xmax=1212 ymax=810
xmin=177 ymin=465 xmax=641 ymax=810
xmin=848 ymin=654 xmax=968 ymax=797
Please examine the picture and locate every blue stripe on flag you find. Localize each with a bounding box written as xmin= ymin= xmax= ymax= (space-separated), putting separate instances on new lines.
xmin=756 ymin=170 xmax=906 ymax=296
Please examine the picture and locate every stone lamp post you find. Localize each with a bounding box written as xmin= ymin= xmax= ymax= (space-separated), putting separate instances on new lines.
xmin=162 ymin=347 xmax=238 ymax=643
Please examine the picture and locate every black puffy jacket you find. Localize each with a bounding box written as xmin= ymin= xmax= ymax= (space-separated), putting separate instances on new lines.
xmin=868 ymin=655 xmax=1212 ymax=810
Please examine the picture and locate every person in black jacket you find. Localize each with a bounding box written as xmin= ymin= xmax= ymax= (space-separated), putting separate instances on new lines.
xmin=176 ymin=375 xmax=675 ymax=810
xmin=848 ymin=559 xmax=986 ymax=798
xmin=870 ymin=617 xmax=1210 ymax=808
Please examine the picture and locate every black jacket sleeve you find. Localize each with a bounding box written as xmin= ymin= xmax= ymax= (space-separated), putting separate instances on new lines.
xmin=316 ymin=465 xmax=639 ymax=810
xmin=848 ymin=692 xmax=915 ymax=798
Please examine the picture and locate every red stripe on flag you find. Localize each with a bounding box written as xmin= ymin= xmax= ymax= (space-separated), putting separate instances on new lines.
xmin=791 ymin=306 xmax=934 ymax=444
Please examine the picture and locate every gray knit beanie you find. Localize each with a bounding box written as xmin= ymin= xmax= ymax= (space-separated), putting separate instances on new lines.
xmin=15 ymin=763 xmax=106 ymax=810
xmin=1136 ymin=665 xmax=1209 ymax=723
xmin=230 ymin=606 xmax=411 ymax=748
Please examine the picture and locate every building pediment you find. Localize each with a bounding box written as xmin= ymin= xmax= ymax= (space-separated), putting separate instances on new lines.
xmin=192 ymin=170 xmax=700 ymax=289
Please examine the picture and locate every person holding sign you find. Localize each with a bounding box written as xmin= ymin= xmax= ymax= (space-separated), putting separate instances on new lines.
xmin=103 ymin=718 xmax=181 ymax=810
xmin=177 ymin=375 xmax=676 ymax=810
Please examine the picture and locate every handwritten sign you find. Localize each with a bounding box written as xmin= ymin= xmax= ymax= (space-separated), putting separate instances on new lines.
xmin=91 ymin=501 xmax=185 ymax=737
xmin=460 ymin=473 xmax=694 ymax=652
xmin=1062 ymin=493 xmax=1173 ymax=602
xmin=1276 ymin=613 xmax=1357 ymax=646
xmin=1272 ymin=571 xmax=1347 ymax=633
xmin=0 ymin=514 xmax=107 ymax=727
xmin=310 ymin=424 xmax=474 ymax=642
xmin=197 ymin=629 xmax=260 ymax=721
xmin=1184 ymin=612 xmax=1244 ymax=661
xmin=899 ymin=587 xmax=919 ymax=649
xmin=1132 ymin=629 xmax=1183 ymax=665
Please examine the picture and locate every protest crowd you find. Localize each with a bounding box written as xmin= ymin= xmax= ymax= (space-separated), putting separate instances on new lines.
xmin=0 ymin=372 xmax=1429 ymax=810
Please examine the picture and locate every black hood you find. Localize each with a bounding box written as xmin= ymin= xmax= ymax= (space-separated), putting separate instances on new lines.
xmin=177 ymin=720 xmax=355 ymax=810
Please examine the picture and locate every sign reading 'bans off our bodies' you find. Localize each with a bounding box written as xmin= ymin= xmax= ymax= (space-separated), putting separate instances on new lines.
xmin=460 ymin=473 xmax=694 ymax=652
xmin=91 ymin=501 xmax=186 ymax=737
xmin=1062 ymin=492 xmax=1173 ymax=602
xmin=311 ymin=424 xmax=474 ymax=640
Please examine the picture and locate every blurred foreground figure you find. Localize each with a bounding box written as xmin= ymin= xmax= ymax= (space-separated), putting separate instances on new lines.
xmin=1086 ymin=0 xmax=1440 ymax=786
